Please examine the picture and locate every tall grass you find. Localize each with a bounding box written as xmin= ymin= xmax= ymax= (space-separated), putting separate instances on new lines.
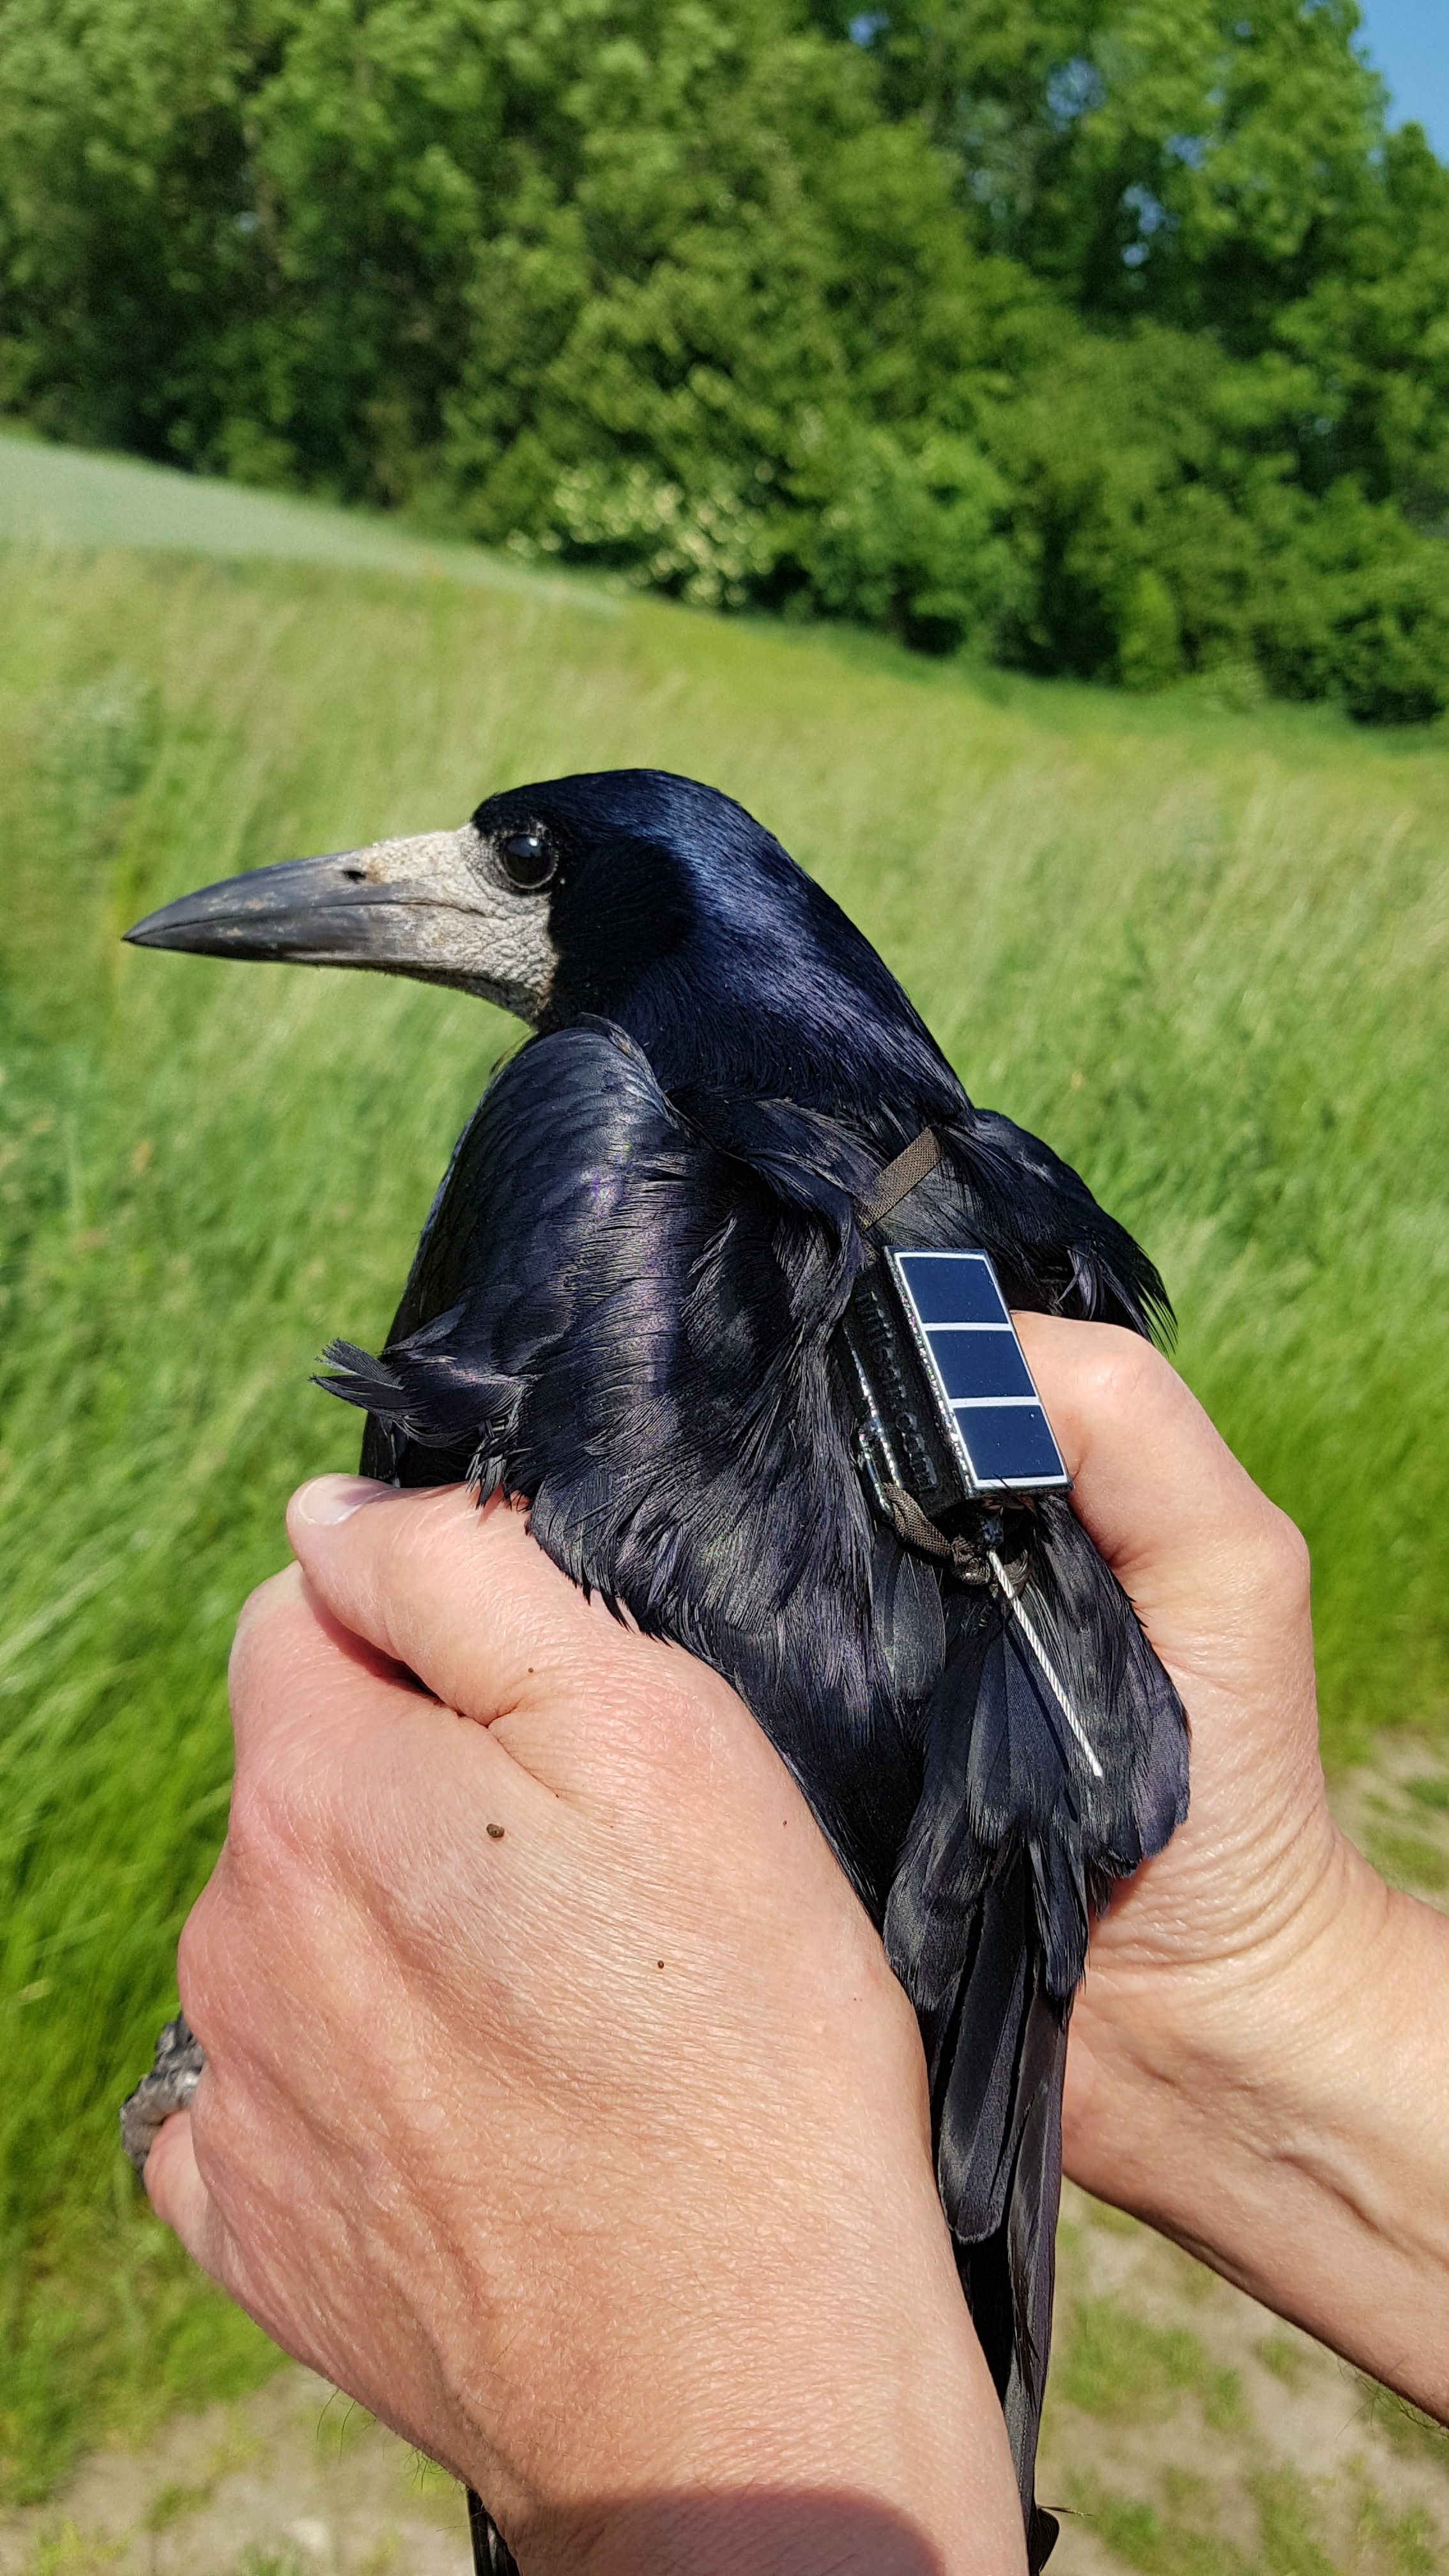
xmin=1 ymin=540 xmax=1445 ymax=2499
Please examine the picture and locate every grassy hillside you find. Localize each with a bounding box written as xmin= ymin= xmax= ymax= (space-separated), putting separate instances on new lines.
xmin=1 ymin=493 xmax=1446 ymax=2501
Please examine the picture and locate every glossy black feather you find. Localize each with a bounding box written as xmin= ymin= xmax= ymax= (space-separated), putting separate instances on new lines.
xmin=318 ymin=770 xmax=1190 ymax=2569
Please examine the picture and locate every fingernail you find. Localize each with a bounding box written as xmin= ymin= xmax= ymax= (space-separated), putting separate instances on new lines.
xmin=292 ymin=1475 xmax=392 ymax=1526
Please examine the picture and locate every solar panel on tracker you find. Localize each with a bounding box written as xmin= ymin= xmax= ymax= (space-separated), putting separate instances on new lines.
xmin=887 ymin=1251 xmax=1071 ymax=1498
xmin=833 ymin=1236 xmax=1098 ymax=1775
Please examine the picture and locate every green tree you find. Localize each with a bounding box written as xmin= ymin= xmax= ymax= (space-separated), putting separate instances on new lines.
xmin=0 ymin=0 xmax=259 ymax=454
xmin=824 ymin=0 xmax=1387 ymax=339
xmin=0 ymin=0 xmax=1443 ymax=711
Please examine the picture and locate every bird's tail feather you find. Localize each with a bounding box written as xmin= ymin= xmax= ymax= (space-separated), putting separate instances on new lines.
xmin=467 ymin=2490 xmax=518 ymax=2576
xmin=967 ymin=1968 xmax=1064 ymax=2576
xmin=892 ymin=1821 xmax=1066 ymax=2561
xmin=884 ymin=1508 xmax=1188 ymax=2564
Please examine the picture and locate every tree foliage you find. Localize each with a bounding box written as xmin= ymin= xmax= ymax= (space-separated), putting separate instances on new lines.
xmin=0 ymin=0 xmax=1445 ymax=713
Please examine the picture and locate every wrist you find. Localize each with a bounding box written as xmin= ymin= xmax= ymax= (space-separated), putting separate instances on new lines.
xmin=1067 ymin=1832 xmax=1449 ymax=2407
xmin=1067 ymin=1822 xmax=1381 ymax=2225
xmin=558 ymin=2494 xmax=953 ymax=2576
xmin=482 ymin=2183 xmax=1027 ymax=2576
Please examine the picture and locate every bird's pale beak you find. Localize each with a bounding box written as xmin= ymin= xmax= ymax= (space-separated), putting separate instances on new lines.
xmin=124 ymin=827 xmax=556 ymax=1020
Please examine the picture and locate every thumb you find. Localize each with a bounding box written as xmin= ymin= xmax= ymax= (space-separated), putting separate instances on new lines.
xmin=1012 ymin=1313 xmax=1308 ymax=1700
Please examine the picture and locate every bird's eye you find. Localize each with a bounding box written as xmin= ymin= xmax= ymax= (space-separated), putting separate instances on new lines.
xmin=498 ymin=829 xmax=556 ymax=891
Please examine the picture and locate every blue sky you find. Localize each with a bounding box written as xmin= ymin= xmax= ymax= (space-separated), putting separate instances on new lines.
xmin=1355 ymin=0 xmax=1448 ymax=157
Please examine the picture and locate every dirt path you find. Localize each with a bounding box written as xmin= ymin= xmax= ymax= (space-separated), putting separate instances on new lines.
xmin=6 ymin=1735 xmax=1447 ymax=2576
xmin=0 ymin=2368 xmax=473 ymax=2576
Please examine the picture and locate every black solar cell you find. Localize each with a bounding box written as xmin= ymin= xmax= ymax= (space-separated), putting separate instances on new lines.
xmin=956 ymin=1404 xmax=1065 ymax=1487
xmin=888 ymin=1250 xmax=1070 ymax=1495
xmin=926 ymin=1329 xmax=1036 ymax=1404
xmin=891 ymin=1249 xmax=1004 ymax=1326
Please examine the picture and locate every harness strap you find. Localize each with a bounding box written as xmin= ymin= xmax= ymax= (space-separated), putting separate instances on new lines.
xmin=855 ymin=1124 xmax=942 ymax=1230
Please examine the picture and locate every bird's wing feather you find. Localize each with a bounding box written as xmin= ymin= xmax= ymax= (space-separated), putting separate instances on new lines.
xmin=326 ymin=1017 xmax=926 ymax=1899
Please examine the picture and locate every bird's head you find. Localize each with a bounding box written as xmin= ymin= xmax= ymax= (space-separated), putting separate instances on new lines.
xmin=126 ymin=769 xmax=954 ymax=1105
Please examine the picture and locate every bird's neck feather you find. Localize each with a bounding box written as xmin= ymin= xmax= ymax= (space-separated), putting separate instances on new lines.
xmin=610 ymin=945 xmax=967 ymax=1134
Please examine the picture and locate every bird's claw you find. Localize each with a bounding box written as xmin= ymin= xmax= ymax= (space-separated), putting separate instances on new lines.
xmin=119 ymin=2012 xmax=206 ymax=2177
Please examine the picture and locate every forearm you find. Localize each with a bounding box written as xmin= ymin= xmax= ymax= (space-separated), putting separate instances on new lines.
xmin=1067 ymin=1831 xmax=1449 ymax=2414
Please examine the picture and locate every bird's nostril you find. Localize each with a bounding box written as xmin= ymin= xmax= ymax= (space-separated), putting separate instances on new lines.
xmin=340 ymin=867 xmax=366 ymax=883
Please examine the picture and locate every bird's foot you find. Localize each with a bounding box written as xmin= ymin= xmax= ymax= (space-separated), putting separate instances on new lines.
xmin=119 ymin=2012 xmax=206 ymax=2176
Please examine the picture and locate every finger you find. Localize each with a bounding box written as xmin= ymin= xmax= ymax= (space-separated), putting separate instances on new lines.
xmin=286 ymin=1475 xmax=696 ymax=1746
xmin=1016 ymin=1316 xmax=1318 ymax=1785
xmin=227 ymin=1552 xmax=521 ymax=1828
xmin=232 ymin=1558 xmax=431 ymax=1709
xmin=228 ymin=1556 xmax=442 ymax=1758
xmin=287 ymin=1475 xmax=807 ymax=1817
xmin=144 ymin=2110 xmax=230 ymax=2282
xmin=1015 ymin=1315 xmax=1305 ymax=1625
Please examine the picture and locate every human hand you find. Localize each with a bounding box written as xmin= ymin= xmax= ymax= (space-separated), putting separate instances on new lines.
xmin=1013 ymin=1315 xmax=1353 ymax=2130
xmin=1017 ymin=1317 xmax=1449 ymax=2411
xmin=145 ymin=1482 xmax=1026 ymax=2575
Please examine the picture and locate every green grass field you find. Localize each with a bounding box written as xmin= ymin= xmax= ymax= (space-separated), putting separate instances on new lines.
xmin=1 ymin=436 xmax=1446 ymax=2506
